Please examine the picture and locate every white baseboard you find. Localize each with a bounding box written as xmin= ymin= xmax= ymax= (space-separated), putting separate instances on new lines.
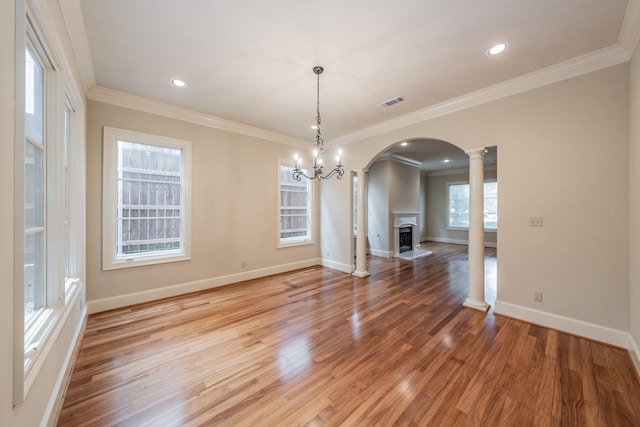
xmin=425 ymin=236 xmax=497 ymax=248
xmin=495 ymin=300 xmax=640 ymax=378
xmin=629 ymin=333 xmax=640 ymax=377
xmin=494 ymin=300 xmax=631 ymax=349
xmin=321 ymin=258 xmax=355 ymax=273
xmin=367 ymin=248 xmax=393 ymax=258
xmin=87 ymin=258 xmax=322 ymax=314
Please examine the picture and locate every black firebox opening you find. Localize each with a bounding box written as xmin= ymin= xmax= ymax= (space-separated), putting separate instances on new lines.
xmin=399 ymin=227 xmax=412 ymax=253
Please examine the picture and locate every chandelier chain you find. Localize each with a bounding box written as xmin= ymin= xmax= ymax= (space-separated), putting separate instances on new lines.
xmin=292 ymin=66 xmax=344 ymax=181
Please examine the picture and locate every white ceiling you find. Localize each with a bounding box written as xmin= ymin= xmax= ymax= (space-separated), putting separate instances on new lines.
xmin=77 ymin=0 xmax=632 ymax=168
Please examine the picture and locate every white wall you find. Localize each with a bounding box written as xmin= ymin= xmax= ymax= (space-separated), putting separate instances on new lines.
xmin=388 ymin=159 xmax=420 ymax=214
xmin=1 ymin=0 xmax=87 ymax=425
xmin=0 ymin=1 xmax=16 ymax=424
xmin=86 ymin=100 xmax=322 ymax=310
xmin=423 ymin=168 xmax=498 ymax=246
xmin=629 ymin=43 xmax=640 ymax=368
xmin=365 ymin=158 xmax=420 ymax=256
xmin=322 ymin=64 xmax=630 ymax=334
xmin=366 ymin=159 xmax=390 ymax=255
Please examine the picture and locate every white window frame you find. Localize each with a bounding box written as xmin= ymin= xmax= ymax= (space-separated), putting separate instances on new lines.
xmin=15 ymin=10 xmax=86 ymax=403
xmin=277 ymin=158 xmax=314 ymax=247
xmin=103 ymin=127 xmax=192 ymax=270
xmin=63 ymin=95 xmax=82 ymax=295
xmin=446 ymin=180 xmax=498 ymax=232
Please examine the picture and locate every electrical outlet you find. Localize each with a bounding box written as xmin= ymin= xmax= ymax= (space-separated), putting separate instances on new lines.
xmin=533 ymin=291 xmax=543 ymax=303
xmin=528 ymin=216 xmax=543 ymax=227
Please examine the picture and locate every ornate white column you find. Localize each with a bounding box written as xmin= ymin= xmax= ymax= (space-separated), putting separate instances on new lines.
xmin=464 ymin=148 xmax=489 ymax=312
xmin=353 ymin=169 xmax=369 ymax=278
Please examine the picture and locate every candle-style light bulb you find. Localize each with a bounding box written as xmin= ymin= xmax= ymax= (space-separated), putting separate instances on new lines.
xmin=313 ymin=149 xmax=318 ymax=158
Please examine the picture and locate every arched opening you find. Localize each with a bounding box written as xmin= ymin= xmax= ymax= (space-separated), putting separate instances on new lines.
xmin=352 ymin=138 xmax=498 ymax=307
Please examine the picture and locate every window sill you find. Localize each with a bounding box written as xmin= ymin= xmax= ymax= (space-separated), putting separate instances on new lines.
xmin=103 ymin=251 xmax=190 ymax=271
xmin=278 ymin=238 xmax=314 ymax=249
xmin=23 ymin=282 xmax=83 ymax=399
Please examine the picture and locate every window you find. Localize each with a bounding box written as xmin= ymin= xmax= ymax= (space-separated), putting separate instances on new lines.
xmin=448 ymin=181 xmax=498 ymax=230
xmin=19 ymin=15 xmax=86 ymax=394
xmin=103 ymin=127 xmax=191 ymax=270
xmin=24 ymin=43 xmax=46 ymax=332
xmin=278 ymin=161 xmax=312 ymax=246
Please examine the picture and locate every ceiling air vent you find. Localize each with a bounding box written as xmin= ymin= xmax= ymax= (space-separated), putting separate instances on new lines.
xmin=378 ymin=96 xmax=405 ymax=108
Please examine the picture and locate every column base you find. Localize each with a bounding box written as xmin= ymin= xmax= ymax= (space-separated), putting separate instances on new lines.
xmin=353 ymin=270 xmax=370 ymax=278
xmin=463 ymin=298 xmax=490 ymax=312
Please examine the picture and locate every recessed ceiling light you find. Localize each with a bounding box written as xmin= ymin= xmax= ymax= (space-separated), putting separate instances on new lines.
xmin=487 ymin=42 xmax=509 ymax=56
xmin=443 ymin=159 xmax=451 ymax=163
xmin=171 ymin=79 xmax=187 ymax=87
xmin=400 ymin=142 xmax=408 ymax=146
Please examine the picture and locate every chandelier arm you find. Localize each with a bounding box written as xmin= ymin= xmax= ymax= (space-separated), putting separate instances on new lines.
xmin=292 ymin=167 xmax=315 ymax=181
xmin=317 ymin=166 xmax=345 ymax=180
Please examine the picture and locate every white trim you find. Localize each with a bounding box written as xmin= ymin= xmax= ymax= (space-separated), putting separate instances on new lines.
xmin=425 ymin=236 xmax=497 ymax=248
xmin=88 ymin=86 xmax=307 ymax=148
xmin=368 ymin=248 xmax=393 ymax=258
xmin=87 ymin=258 xmax=322 ymax=314
xmin=463 ymin=298 xmax=490 ymax=312
xmin=277 ymin=158 xmax=315 ymax=248
xmin=58 ymin=0 xmax=96 ymax=90
xmin=629 ymin=333 xmax=640 ymax=377
xmin=102 ymin=126 xmax=192 ymax=271
xmin=374 ymin=153 xmax=422 ymax=168
xmin=41 ymin=292 xmax=86 ymax=427
xmin=618 ymin=0 xmax=640 ymax=54
xmin=321 ymin=258 xmax=354 ymax=274
xmin=494 ymin=300 xmax=631 ymax=349
xmin=425 ymin=164 xmax=497 ymax=177
xmin=329 ymin=45 xmax=630 ymax=147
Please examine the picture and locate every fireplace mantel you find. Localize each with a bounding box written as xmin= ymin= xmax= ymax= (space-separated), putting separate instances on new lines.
xmin=392 ymin=212 xmax=420 ymax=257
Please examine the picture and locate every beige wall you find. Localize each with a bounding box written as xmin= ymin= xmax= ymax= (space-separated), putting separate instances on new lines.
xmin=630 ymin=44 xmax=640 ymax=361
xmin=322 ymin=63 xmax=630 ymax=331
xmin=86 ymin=100 xmax=321 ymax=305
xmin=423 ymin=168 xmax=498 ymax=246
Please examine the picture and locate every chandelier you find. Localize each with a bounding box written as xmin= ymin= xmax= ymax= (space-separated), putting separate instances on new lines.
xmin=293 ymin=66 xmax=344 ymax=181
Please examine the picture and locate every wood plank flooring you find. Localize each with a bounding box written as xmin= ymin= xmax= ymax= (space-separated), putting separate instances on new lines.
xmin=58 ymin=243 xmax=640 ymax=426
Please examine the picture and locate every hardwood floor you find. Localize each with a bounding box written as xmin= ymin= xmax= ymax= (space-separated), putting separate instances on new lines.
xmin=58 ymin=243 xmax=640 ymax=426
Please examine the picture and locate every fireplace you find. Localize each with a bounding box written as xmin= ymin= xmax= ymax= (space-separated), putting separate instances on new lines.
xmin=392 ymin=212 xmax=432 ymax=260
xmin=399 ymin=227 xmax=412 ymax=253
xmin=392 ymin=212 xmax=419 ymax=258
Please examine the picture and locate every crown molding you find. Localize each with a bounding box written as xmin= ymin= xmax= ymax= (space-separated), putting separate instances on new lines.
xmin=425 ymin=164 xmax=497 ymax=177
xmin=375 ymin=153 xmax=422 ymax=168
xmin=329 ymin=44 xmax=631 ymax=147
xmin=58 ymin=0 xmax=96 ymax=90
xmin=619 ymin=0 xmax=640 ymax=54
xmin=87 ymin=86 xmax=308 ymax=147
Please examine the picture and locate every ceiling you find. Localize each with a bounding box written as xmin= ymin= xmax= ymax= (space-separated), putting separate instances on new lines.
xmin=77 ymin=0 xmax=632 ymax=169
xmin=383 ymin=140 xmax=497 ymax=172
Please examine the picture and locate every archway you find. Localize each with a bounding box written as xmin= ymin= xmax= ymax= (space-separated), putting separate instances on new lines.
xmin=351 ymin=138 xmax=497 ymax=310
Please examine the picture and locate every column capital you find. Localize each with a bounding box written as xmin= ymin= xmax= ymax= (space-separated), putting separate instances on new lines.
xmin=464 ymin=147 xmax=486 ymax=159
xmin=354 ymin=168 xmax=368 ymax=175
